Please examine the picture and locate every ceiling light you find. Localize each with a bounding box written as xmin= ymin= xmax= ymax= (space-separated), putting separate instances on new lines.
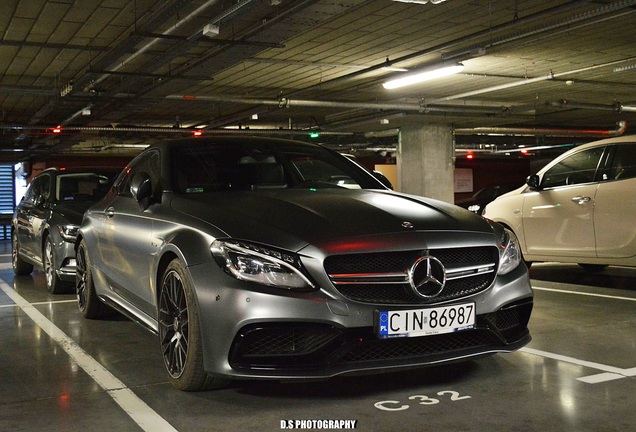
xmin=393 ymin=0 xmax=448 ymax=4
xmin=383 ymin=63 xmax=464 ymax=89
xmin=202 ymin=24 xmax=219 ymax=37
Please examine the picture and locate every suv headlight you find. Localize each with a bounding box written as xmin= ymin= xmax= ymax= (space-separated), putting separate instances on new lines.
xmin=497 ymin=228 xmax=522 ymax=275
xmin=58 ymin=224 xmax=79 ymax=242
xmin=211 ymin=240 xmax=316 ymax=291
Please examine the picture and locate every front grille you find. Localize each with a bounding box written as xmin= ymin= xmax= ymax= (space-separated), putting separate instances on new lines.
xmin=341 ymin=330 xmax=499 ymax=363
xmin=324 ymin=247 xmax=498 ymax=305
xmin=238 ymin=326 xmax=340 ymax=357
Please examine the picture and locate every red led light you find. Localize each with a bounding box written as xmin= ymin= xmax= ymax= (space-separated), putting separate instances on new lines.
xmin=466 ymin=153 xmax=474 ymax=159
xmin=193 ymin=129 xmax=203 ymax=137
xmin=52 ymin=126 xmax=62 ymax=134
xmin=520 ymin=149 xmax=529 ymax=155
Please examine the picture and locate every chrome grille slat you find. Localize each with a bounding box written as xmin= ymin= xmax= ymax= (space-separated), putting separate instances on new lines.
xmin=324 ymin=247 xmax=498 ymax=305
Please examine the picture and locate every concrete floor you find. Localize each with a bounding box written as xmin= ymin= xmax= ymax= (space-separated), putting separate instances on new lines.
xmin=1 ymin=239 xmax=634 ymax=432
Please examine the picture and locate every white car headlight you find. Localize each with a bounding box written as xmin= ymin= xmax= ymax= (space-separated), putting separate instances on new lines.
xmin=211 ymin=240 xmax=316 ymax=291
xmin=497 ymin=227 xmax=522 ymax=275
xmin=58 ymin=224 xmax=79 ymax=242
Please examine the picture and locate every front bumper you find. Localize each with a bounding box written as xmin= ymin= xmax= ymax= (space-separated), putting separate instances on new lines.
xmin=229 ymin=299 xmax=532 ymax=374
xmin=190 ymin=259 xmax=533 ymax=381
xmin=54 ymin=240 xmax=77 ymax=282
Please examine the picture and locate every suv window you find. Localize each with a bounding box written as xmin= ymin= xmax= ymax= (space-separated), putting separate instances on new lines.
xmin=541 ymin=146 xmax=605 ymax=188
xmin=607 ymin=143 xmax=636 ymax=181
xmin=22 ymin=173 xmax=51 ymax=205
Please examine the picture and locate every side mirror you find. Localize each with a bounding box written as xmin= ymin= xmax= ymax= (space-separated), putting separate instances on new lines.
xmin=372 ymin=170 xmax=394 ymax=190
xmin=526 ymin=174 xmax=540 ymax=190
xmin=130 ymin=172 xmax=152 ymax=210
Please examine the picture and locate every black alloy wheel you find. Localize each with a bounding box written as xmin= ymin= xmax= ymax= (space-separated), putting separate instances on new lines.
xmin=12 ymin=230 xmax=33 ymax=276
xmin=44 ymin=236 xmax=68 ymax=294
xmin=76 ymin=239 xmax=107 ymax=319
xmin=158 ymin=259 xmax=225 ymax=391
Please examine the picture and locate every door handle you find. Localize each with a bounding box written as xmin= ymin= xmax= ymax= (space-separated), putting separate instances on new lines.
xmin=105 ymin=207 xmax=115 ymax=217
xmin=571 ymin=196 xmax=591 ymax=205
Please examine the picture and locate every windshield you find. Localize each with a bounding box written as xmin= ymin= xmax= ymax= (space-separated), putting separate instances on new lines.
xmin=170 ymin=140 xmax=382 ymax=194
xmin=56 ymin=173 xmax=113 ymax=202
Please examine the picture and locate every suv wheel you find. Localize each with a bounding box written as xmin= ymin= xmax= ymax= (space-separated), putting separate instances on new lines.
xmin=44 ymin=236 xmax=70 ymax=294
xmin=12 ymin=230 xmax=33 ymax=276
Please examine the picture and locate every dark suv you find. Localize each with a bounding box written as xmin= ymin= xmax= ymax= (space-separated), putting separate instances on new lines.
xmin=12 ymin=167 xmax=118 ymax=293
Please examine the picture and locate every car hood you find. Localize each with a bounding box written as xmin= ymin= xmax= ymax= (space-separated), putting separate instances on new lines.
xmin=171 ymin=189 xmax=494 ymax=251
xmin=52 ymin=201 xmax=95 ymax=224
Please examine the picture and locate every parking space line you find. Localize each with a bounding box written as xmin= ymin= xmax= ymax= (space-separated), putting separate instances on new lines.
xmin=532 ymin=285 xmax=636 ymax=302
xmin=0 ymin=278 xmax=178 ymax=432
xmin=521 ymin=347 xmax=636 ymax=384
xmin=1 ymin=299 xmax=77 ymax=308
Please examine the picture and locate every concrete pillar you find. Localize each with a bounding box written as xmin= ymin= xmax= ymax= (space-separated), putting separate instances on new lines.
xmin=397 ymin=124 xmax=455 ymax=203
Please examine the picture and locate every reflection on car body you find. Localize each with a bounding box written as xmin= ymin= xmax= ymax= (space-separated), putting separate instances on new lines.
xmin=12 ymin=167 xmax=118 ymax=293
xmin=76 ymin=136 xmax=533 ymax=391
xmin=483 ymin=135 xmax=636 ymax=271
xmin=455 ymin=183 xmax=520 ymax=214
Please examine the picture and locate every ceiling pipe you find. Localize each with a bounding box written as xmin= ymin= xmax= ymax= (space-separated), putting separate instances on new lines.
xmin=286 ymin=1 xmax=592 ymax=96
xmin=549 ymin=99 xmax=636 ymax=113
xmin=454 ymin=121 xmax=627 ymax=138
xmin=284 ymin=1 xmax=636 ymax=100
xmin=165 ymin=94 xmax=510 ymax=115
xmin=84 ymin=0 xmax=225 ymax=92
xmin=430 ymin=56 xmax=636 ymax=103
xmin=0 ymin=124 xmax=354 ymax=136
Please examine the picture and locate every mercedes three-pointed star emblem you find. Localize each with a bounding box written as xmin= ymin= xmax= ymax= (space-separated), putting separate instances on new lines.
xmin=408 ymin=255 xmax=447 ymax=299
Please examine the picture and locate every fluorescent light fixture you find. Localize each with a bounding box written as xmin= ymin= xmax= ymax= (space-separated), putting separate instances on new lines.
xmin=383 ymin=63 xmax=464 ymax=89
xmin=393 ymin=0 xmax=448 ymax=4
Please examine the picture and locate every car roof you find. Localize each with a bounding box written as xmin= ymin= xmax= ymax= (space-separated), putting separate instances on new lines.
xmin=150 ymin=135 xmax=323 ymax=151
xmin=574 ymin=134 xmax=636 ymax=149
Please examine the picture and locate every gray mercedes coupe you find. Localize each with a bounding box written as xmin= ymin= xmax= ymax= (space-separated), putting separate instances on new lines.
xmin=75 ymin=136 xmax=533 ymax=391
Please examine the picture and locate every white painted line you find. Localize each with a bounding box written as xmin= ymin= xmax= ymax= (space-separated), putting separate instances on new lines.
xmin=0 ymin=299 xmax=77 ymax=308
xmin=532 ymin=286 xmax=636 ymax=302
xmin=577 ymin=373 xmax=625 ymax=384
xmin=520 ymin=347 xmax=626 ymax=374
xmin=0 ymin=279 xmax=178 ymax=432
xmin=520 ymin=347 xmax=635 ymax=384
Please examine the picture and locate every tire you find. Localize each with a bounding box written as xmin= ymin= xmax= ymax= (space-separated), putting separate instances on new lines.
xmin=578 ymin=263 xmax=608 ymax=273
xmin=44 ymin=236 xmax=70 ymax=294
xmin=76 ymin=239 xmax=108 ymax=319
xmin=12 ymin=230 xmax=34 ymax=276
xmin=158 ymin=259 xmax=227 ymax=391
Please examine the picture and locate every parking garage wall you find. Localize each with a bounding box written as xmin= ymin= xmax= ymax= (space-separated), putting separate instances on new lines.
xmin=453 ymin=158 xmax=531 ymax=202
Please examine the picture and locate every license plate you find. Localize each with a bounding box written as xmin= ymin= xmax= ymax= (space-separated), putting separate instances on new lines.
xmin=376 ymin=303 xmax=475 ymax=338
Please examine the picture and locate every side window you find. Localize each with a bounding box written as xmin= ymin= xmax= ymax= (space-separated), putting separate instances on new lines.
xmin=39 ymin=174 xmax=51 ymax=202
xmin=22 ymin=175 xmax=49 ymax=204
xmin=607 ymin=143 xmax=636 ymax=181
xmin=541 ymin=147 xmax=605 ymax=188
xmin=117 ymin=151 xmax=161 ymax=198
xmin=22 ymin=179 xmax=38 ymax=204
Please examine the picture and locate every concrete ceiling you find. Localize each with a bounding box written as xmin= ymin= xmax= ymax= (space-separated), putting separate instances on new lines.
xmin=1 ymin=0 xmax=636 ymax=162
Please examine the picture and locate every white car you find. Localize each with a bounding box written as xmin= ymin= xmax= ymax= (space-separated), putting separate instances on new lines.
xmin=483 ymin=135 xmax=636 ymax=271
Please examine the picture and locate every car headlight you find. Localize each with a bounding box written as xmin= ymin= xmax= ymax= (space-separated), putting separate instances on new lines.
xmin=211 ymin=240 xmax=316 ymax=291
xmin=497 ymin=227 xmax=522 ymax=275
xmin=58 ymin=224 xmax=79 ymax=242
